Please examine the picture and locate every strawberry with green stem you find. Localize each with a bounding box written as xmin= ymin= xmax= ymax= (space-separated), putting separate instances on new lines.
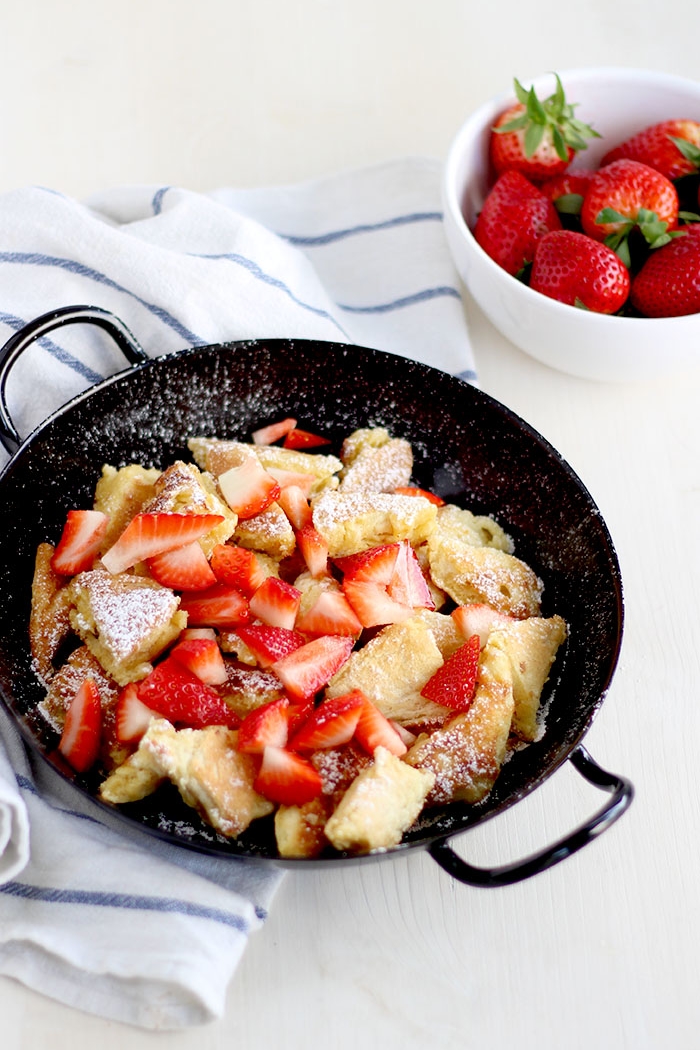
xmin=581 ymin=159 xmax=681 ymax=268
xmin=490 ymin=75 xmax=599 ymax=182
xmin=630 ymin=223 xmax=700 ymax=317
xmin=601 ymin=120 xmax=700 ymax=182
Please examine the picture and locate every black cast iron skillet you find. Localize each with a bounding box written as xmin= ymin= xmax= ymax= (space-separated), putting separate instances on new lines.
xmin=0 ymin=306 xmax=633 ymax=886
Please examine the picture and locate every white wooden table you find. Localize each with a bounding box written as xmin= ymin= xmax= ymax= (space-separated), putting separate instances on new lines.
xmin=2 ymin=2 xmax=699 ymax=1047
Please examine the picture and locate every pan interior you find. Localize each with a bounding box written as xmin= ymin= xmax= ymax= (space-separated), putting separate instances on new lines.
xmin=0 ymin=338 xmax=623 ymax=862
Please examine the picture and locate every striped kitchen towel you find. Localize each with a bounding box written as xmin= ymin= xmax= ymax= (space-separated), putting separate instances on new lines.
xmin=0 ymin=157 xmax=475 ymax=1029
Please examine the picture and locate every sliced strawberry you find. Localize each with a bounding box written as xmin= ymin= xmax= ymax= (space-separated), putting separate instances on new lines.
xmin=249 ymin=576 xmax=302 ymax=630
xmin=51 ymin=509 xmax=109 ymax=575
xmin=451 ymin=603 xmax=514 ymax=647
xmin=394 ymin=486 xmax=445 ymax=506
xmin=271 ymin=635 xmax=355 ymax=700
xmin=170 ymin=636 xmax=228 ymax=685
xmin=236 ymin=624 xmax=306 ymax=668
xmin=237 ymin=697 xmax=290 ymax=753
xmin=254 ymin=745 xmax=323 ymax=805
xmin=101 ymin=512 xmax=224 ymax=575
xmin=210 ymin=543 xmax=267 ymax=597
xmin=296 ymin=524 xmax=329 ymax=578
xmin=295 ymin=589 xmax=363 ymax=637
xmin=354 ymin=694 xmax=408 ymax=757
xmin=277 ymin=485 xmax=313 ymax=530
xmin=252 ymin=417 xmax=297 ymax=445
xmin=137 ymin=656 xmax=240 ymax=729
xmin=342 ymin=579 xmax=413 ymax=628
xmin=334 ymin=543 xmax=401 ymax=585
xmin=282 ymin=427 xmax=330 ymax=450
xmin=386 ymin=540 xmax=435 ymax=610
xmin=420 ymin=634 xmax=481 ymax=712
xmin=218 ymin=457 xmax=281 ymax=519
xmin=180 ymin=627 xmax=217 ymax=641
xmin=179 ymin=583 xmax=250 ymax=628
xmin=59 ymin=677 xmax=102 ymax=772
xmin=146 ymin=540 xmax=217 ymax=591
xmin=389 ymin=719 xmax=417 ymax=747
xmin=114 ymin=682 xmax=157 ymax=744
xmin=266 ymin=468 xmax=316 ymax=497
xmin=289 ymin=691 xmax=365 ymax=751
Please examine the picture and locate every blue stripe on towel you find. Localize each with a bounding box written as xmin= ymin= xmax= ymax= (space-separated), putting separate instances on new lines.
xmin=337 ymin=285 xmax=461 ymax=314
xmin=280 ymin=211 xmax=444 ymax=247
xmin=0 ymin=253 xmax=202 ymax=346
xmin=0 ymin=311 xmax=105 ymax=385
xmin=152 ymin=186 xmax=172 ymax=215
xmin=0 ymin=881 xmax=261 ymax=930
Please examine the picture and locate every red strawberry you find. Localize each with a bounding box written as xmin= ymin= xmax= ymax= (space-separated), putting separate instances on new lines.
xmin=170 ymin=636 xmax=228 ymax=685
xmin=146 ymin=540 xmax=217 ymax=591
xmin=254 ymin=745 xmax=323 ymax=805
xmin=271 ymin=635 xmax=354 ymax=700
xmin=580 ymin=159 xmax=679 ymax=265
xmin=137 ymin=656 xmax=240 ymax=729
xmin=217 ymin=457 xmax=281 ymax=519
xmin=420 ymin=634 xmax=481 ymax=712
xmin=353 ymin=694 xmax=408 ymax=757
xmin=249 ymin=577 xmax=302 ymax=630
xmin=474 ymin=171 xmax=562 ymax=276
xmin=393 ymin=486 xmax=445 ymax=506
xmin=296 ymin=524 xmax=329 ymax=578
xmin=288 ymin=692 xmax=365 ymax=751
xmin=277 ymin=484 xmax=313 ymax=530
xmin=237 ymin=697 xmax=290 ymax=753
xmin=630 ymin=224 xmax=700 ymax=317
xmin=490 ymin=75 xmax=598 ymax=181
xmin=539 ymin=169 xmax=596 ymax=216
xmin=101 ymin=512 xmax=224 ymax=574
xmin=179 ymin=583 xmax=250 ymax=628
xmin=59 ymin=677 xmax=102 ymax=772
xmin=114 ymin=682 xmax=157 ymax=744
xmin=282 ymin=427 xmax=330 ymax=450
xmin=334 ymin=543 xmax=400 ymax=585
xmin=236 ymin=624 xmax=306 ymax=668
xmin=530 ymin=230 xmax=631 ymax=314
xmin=210 ymin=544 xmax=267 ymax=597
xmin=51 ymin=509 xmax=109 ymax=575
xmin=265 ymin=468 xmax=315 ymax=497
xmin=601 ymin=120 xmax=700 ymax=182
xmin=294 ymin=589 xmax=363 ymax=637
xmin=386 ymin=540 xmax=435 ymax=610
xmin=251 ymin=417 xmax=297 ymax=445
xmin=342 ymin=579 xmax=413 ymax=628
xmin=451 ymin=603 xmax=513 ymax=647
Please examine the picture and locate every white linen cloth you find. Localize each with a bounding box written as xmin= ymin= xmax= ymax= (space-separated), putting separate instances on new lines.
xmin=0 ymin=158 xmax=475 ymax=1029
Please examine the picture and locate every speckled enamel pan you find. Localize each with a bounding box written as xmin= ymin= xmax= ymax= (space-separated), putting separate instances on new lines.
xmin=0 ymin=306 xmax=633 ymax=886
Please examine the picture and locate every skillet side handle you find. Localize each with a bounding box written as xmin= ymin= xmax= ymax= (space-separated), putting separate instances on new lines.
xmin=0 ymin=305 xmax=149 ymax=456
xmin=428 ymin=745 xmax=633 ymax=888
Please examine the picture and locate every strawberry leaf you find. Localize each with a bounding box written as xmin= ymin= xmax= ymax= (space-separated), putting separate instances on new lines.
xmin=553 ymin=192 xmax=584 ymax=215
xmin=670 ymin=135 xmax=700 ymax=168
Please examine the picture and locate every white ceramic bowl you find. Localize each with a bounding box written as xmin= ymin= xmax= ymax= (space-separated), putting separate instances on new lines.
xmin=443 ymin=67 xmax=700 ymax=383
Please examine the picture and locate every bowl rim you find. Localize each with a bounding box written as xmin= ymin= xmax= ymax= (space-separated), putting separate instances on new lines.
xmin=442 ymin=65 xmax=700 ymax=330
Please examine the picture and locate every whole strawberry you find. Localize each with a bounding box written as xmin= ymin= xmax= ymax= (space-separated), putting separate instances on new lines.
xmin=630 ymin=224 xmax=700 ymax=317
xmin=530 ymin=230 xmax=631 ymax=313
xmin=490 ymin=75 xmax=599 ymax=182
xmin=601 ymin=120 xmax=700 ymax=181
xmin=474 ymin=170 xmax=562 ymax=275
xmin=580 ymin=159 xmax=679 ymax=266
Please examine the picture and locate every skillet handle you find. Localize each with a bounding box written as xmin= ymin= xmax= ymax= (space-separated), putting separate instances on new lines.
xmin=428 ymin=745 xmax=633 ymax=887
xmin=0 ymin=305 xmax=149 ymax=455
